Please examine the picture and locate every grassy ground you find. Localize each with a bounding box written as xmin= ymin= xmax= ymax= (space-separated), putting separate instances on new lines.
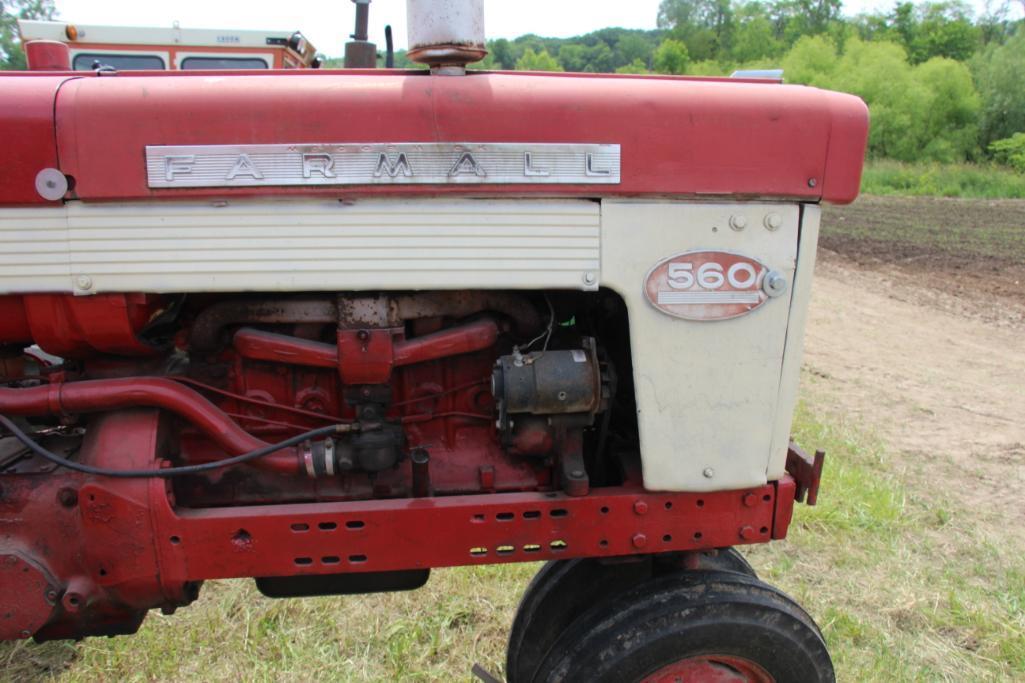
xmin=3 ymin=395 xmax=1022 ymax=681
xmin=861 ymin=160 xmax=1025 ymax=199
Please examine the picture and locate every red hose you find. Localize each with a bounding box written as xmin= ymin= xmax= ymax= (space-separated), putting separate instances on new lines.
xmin=0 ymin=378 xmax=300 ymax=474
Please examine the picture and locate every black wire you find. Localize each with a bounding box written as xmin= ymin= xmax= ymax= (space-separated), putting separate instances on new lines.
xmin=0 ymin=414 xmax=342 ymax=479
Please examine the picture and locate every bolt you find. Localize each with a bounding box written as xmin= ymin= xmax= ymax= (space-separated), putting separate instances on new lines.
xmin=583 ymin=272 xmax=597 ymax=285
xmin=764 ymin=213 xmax=782 ymax=231
xmin=633 ymin=500 xmax=648 ymax=516
xmin=807 ymin=178 xmax=818 ymax=188
xmin=631 ymin=533 xmax=648 ymax=549
xmin=743 ymin=492 xmax=758 ymax=508
xmin=557 ymin=391 xmax=567 ymax=401
xmin=739 ymin=525 xmax=757 ymax=541
xmin=75 ymin=274 xmax=93 ymax=290
xmin=729 ymin=214 xmax=747 ymax=231
xmin=45 ymin=589 xmax=57 ymax=602
xmin=356 ymin=330 xmax=370 ymax=342
xmin=702 ymin=467 xmax=715 ymax=479
xmin=57 ymin=488 xmax=78 ymax=508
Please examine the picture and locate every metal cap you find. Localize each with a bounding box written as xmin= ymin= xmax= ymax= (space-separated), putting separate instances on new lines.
xmin=406 ymin=0 xmax=487 ymax=70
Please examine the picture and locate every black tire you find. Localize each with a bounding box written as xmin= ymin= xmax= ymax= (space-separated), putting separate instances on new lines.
xmin=507 ymin=558 xmax=652 ymax=683
xmin=507 ymin=549 xmax=756 ymax=683
xmin=533 ymin=571 xmax=834 ymax=683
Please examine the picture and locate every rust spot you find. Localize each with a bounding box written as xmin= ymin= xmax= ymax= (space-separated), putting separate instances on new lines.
xmin=231 ymin=529 xmax=253 ymax=551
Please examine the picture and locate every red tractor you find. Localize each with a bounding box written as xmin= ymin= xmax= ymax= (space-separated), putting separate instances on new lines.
xmin=0 ymin=1 xmax=867 ymax=680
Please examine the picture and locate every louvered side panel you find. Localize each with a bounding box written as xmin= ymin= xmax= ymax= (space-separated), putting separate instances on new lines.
xmin=0 ymin=209 xmax=70 ymax=293
xmin=0 ymin=199 xmax=601 ymax=294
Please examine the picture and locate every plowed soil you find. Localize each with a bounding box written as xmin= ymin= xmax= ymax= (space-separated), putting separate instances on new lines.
xmin=810 ymin=195 xmax=1025 ymax=537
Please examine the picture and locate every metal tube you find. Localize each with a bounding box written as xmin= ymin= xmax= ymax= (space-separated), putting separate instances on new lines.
xmin=0 ymin=378 xmax=301 ymax=474
xmin=410 ymin=448 xmax=432 ymax=497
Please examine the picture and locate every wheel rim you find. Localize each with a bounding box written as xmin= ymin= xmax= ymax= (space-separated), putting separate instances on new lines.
xmin=641 ymin=654 xmax=775 ymax=683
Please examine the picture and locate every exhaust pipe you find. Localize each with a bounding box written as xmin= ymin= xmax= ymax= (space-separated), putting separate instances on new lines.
xmin=406 ymin=0 xmax=487 ymax=74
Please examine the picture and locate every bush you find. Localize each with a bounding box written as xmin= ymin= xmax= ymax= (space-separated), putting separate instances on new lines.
xmin=989 ymin=134 xmax=1025 ymax=173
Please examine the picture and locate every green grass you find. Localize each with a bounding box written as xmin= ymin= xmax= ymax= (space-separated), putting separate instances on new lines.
xmin=3 ymin=399 xmax=1023 ymax=681
xmin=861 ymin=159 xmax=1025 ymax=199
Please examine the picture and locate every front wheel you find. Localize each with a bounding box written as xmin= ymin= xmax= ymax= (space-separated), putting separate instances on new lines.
xmin=533 ymin=570 xmax=834 ymax=683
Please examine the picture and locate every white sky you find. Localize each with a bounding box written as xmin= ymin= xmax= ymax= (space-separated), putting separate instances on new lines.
xmin=53 ymin=0 xmax=1020 ymax=58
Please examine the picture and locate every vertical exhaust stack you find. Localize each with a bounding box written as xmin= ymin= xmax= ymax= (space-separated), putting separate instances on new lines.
xmin=406 ymin=0 xmax=487 ymax=74
xmin=344 ymin=0 xmax=377 ymax=68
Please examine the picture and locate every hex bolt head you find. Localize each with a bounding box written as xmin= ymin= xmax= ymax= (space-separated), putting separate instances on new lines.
xmin=807 ymin=178 xmax=818 ymax=188
xmin=739 ymin=525 xmax=757 ymax=541
xmin=583 ymin=271 xmax=597 ymax=285
xmin=75 ymin=274 xmax=93 ymax=291
xmin=762 ymin=271 xmax=789 ymax=298
xmin=702 ymin=467 xmax=715 ymax=479
xmin=743 ymin=492 xmax=758 ymax=508
xmin=631 ymin=533 xmax=648 ymax=549
xmin=633 ymin=500 xmax=649 ymax=516
xmin=764 ymin=213 xmax=782 ymax=231
xmin=729 ymin=214 xmax=747 ymax=231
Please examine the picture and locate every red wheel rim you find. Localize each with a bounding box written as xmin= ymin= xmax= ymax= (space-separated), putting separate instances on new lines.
xmin=641 ymin=654 xmax=775 ymax=683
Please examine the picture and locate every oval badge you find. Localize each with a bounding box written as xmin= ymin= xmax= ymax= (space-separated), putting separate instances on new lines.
xmin=644 ymin=250 xmax=779 ymax=321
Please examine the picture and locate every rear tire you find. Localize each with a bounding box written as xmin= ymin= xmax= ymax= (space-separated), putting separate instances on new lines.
xmin=506 ymin=549 xmax=756 ymax=682
xmin=533 ymin=571 xmax=834 ymax=683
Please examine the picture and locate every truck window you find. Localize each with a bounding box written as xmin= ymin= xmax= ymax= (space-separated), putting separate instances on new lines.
xmin=180 ymin=57 xmax=269 ymax=70
xmin=72 ymin=53 xmax=166 ymax=70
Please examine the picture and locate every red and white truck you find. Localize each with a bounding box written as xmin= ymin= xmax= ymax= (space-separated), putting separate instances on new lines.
xmin=17 ymin=19 xmax=319 ymax=70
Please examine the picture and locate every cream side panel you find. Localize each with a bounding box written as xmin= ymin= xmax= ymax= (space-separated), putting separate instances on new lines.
xmin=0 ymin=199 xmax=600 ymax=295
xmin=0 ymin=209 xmax=71 ymax=293
xmin=601 ymin=200 xmax=799 ymax=492
xmin=767 ymin=206 xmax=820 ymax=479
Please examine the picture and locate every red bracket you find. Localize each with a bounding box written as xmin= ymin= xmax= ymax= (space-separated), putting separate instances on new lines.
xmin=785 ymin=442 xmax=825 ymax=506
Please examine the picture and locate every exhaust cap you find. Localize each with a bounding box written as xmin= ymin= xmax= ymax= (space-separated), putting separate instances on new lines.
xmin=406 ymin=0 xmax=487 ymax=68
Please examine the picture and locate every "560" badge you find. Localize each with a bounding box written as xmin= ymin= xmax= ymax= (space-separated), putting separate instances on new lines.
xmin=643 ymin=250 xmax=787 ymax=321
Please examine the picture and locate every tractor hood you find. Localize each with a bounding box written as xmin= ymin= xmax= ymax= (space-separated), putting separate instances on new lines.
xmin=12 ymin=70 xmax=868 ymax=204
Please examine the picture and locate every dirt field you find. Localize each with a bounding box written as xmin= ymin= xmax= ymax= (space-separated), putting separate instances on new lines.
xmin=817 ymin=197 xmax=1025 ymax=530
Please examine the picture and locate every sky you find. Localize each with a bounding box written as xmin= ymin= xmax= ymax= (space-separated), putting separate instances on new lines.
xmin=52 ymin=0 xmax=1021 ymax=58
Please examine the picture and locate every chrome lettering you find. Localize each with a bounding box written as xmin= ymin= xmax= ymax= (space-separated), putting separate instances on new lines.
xmin=449 ymin=152 xmax=487 ymax=177
xmin=302 ymin=153 xmax=336 ymax=178
xmin=226 ymin=154 xmax=264 ymax=180
xmin=373 ymin=153 xmax=414 ymax=178
xmin=523 ymin=152 xmax=550 ymax=177
xmin=164 ymin=155 xmax=195 ymax=181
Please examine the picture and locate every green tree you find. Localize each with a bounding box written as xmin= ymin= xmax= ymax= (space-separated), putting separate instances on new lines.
xmin=1 ymin=0 xmax=57 ymax=70
xmin=908 ymin=1 xmax=980 ymax=62
xmin=780 ymin=34 xmax=838 ymax=86
xmin=614 ymin=33 xmax=652 ymax=68
xmin=972 ymin=26 xmax=1025 ymax=147
xmin=732 ymin=15 xmax=783 ymax=62
xmin=989 ymin=133 xmax=1025 ymax=172
xmin=658 ymin=0 xmax=735 ymax=60
xmin=913 ymin=56 xmax=980 ymax=160
xmin=515 ymin=48 xmax=564 ymax=72
xmin=488 ymin=38 xmax=516 ymax=70
xmin=615 ymin=58 xmax=650 ymax=74
xmin=558 ymin=43 xmax=589 ymax=72
xmin=653 ymin=38 xmax=690 ymax=74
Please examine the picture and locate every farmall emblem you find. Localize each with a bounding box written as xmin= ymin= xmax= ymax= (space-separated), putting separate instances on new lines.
xmin=145 ymin=142 xmax=621 ymax=188
xmin=644 ymin=250 xmax=788 ymax=321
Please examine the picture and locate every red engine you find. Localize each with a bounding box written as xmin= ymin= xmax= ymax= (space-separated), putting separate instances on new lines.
xmin=1 ymin=289 xmax=650 ymax=640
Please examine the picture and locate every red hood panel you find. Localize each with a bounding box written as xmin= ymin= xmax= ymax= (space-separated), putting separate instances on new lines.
xmin=49 ymin=71 xmax=867 ymax=204
xmin=0 ymin=75 xmax=80 ymax=206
